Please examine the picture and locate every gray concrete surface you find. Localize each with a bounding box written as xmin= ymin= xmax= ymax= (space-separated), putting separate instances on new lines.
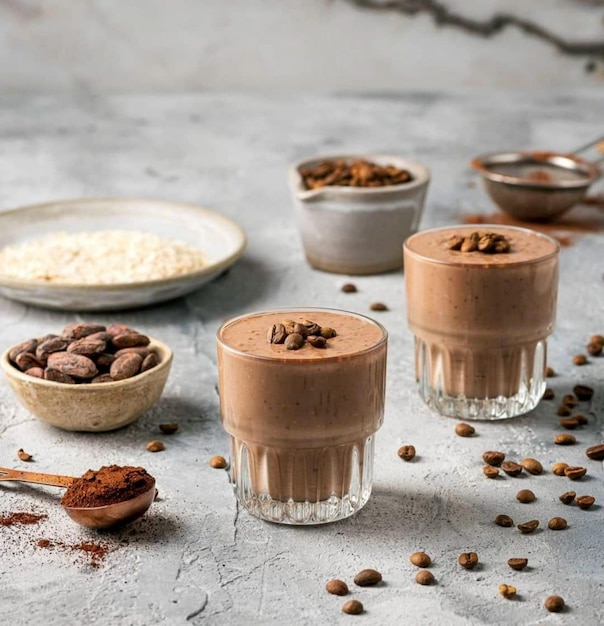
xmin=0 ymin=92 xmax=603 ymax=625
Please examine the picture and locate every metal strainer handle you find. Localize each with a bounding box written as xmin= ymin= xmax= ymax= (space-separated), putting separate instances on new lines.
xmin=573 ymin=136 xmax=604 ymax=165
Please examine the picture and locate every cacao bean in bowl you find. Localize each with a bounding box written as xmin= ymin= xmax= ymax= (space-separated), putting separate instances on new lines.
xmin=289 ymin=154 xmax=430 ymax=275
xmin=0 ymin=334 xmax=173 ymax=432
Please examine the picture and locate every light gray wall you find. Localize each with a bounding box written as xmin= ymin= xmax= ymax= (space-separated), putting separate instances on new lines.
xmin=0 ymin=0 xmax=602 ymax=93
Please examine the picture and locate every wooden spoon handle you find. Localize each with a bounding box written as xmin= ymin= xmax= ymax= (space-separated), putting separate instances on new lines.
xmin=0 ymin=466 xmax=74 ymax=488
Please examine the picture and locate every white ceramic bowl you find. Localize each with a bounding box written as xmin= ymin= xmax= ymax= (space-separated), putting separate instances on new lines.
xmin=289 ymin=154 xmax=430 ymax=275
xmin=1 ymin=337 xmax=173 ymax=432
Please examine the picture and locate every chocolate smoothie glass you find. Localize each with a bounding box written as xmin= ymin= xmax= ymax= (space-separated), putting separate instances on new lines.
xmin=216 ymin=308 xmax=387 ymax=524
xmin=404 ymin=225 xmax=559 ymax=420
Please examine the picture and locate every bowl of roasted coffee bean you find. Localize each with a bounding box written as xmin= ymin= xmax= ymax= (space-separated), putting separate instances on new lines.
xmin=1 ymin=322 xmax=173 ymax=432
xmin=289 ymin=154 xmax=430 ymax=274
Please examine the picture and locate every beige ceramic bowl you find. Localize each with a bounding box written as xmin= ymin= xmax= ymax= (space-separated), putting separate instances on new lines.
xmin=0 ymin=337 xmax=173 ymax=432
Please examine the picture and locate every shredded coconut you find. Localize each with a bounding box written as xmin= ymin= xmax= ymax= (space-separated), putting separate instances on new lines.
xmin=0 ymin=231 xmax=207 ymax=284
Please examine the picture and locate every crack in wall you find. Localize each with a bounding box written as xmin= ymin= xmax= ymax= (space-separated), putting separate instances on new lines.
xmin=343 ymin=0 xmax=604 ymax=58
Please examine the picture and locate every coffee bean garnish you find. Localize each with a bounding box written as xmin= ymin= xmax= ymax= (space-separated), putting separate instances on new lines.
xmin=447 ymin=231 xmax=510 ymax=254
xmin=501 ymin=461 xmax=523 ymax=477
xmin=307 ymin=336 xmax=327 ymax=349
xmin=397 ymin=445 xmax=416 ymax=461
xmin=415 ymin=570 xmax=435 ymax=585
xmin=410 ymin=552 xmax=431 ymax=567
xmin=554 ymin=433 xmax=576 ymax=446
xmin=546 ymin=366 xmax=555 ymax=377
xmin=556 ymin=405 xmax=572 ymax=417
xmin=572 ymin=354 xmax=588 ymax=366
xmin=17 ymin=448 xmax=32 ymax=462
xmin=520 ymin=458 xmax=543 ymax=475
xmin=369 ymin=302 xmax=388 ymax=312
xmin=586 ymin=444 xmax=604 ymax=460
xmin=498 ymin=584 xmax=517 ymax=599
xmin=559 ymin=417 xmax=579 ymax=429
xmin=482 ymin=450 xmax=505 ymax=466
xmin=559 ymin=491 xmax=576 ymax=505
xmin=516 ymin=489 xmax=536 ymax=504
xmin=455 ymin=422 xmax=475 ymax=437
xmin=517 ymin=519 xmax=539 ymax=534
xmin=342 ymin=599 xmax=363 ymax=615
xmin=483 ymin=465 xmax=499 ymax=479
xmin=552 ymin=462 xmax=569 ymax=476
xmin=325 ymin=579 xmax=348 ymax=596
xmin=209 ymin=455 xmax=228 ymax=469
xmin=341 ymin=283 xmax=357 ymax=293
xmin=293 ymin=323 xmax=309 ymax=339
xmin=495 ymin=514 xmax=514 ymax=528
xmin=353 ymin=568 xmax=382 ymax=586
xmin=284 ymin=333 xmax=305 ymax=351
xmin=548 ymin=517 xmax=568 ymax=530
xmin=542 ymin=388 xmax=555 ymax=400
xmin=302 ymin=319 xmax=322 ymax=336
xmin=146 ymin=440 xmax=165 ymax=453
xmin=544 ymin=595 xmax=565 ymax=613
xmin=507 ymin=558 xmax=528 ymax=571
xmin=320 ymin=327 xmax=337 ymax=339
xmin=564 ymin=466 xmax=586 ymax=480
xmin=458 ymin=552 xmax=479 ymax=570
xmin=576 ymin=495 xmax=595 ymax=510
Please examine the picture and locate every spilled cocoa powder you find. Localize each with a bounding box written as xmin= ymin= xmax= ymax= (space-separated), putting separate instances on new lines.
xmin=36 ymin=538 xmax=110 ymax=568
xmin=61 ymin=465 xmax=155 ymax=508
xmin=0 ymin=512 xmax=47 ymax=526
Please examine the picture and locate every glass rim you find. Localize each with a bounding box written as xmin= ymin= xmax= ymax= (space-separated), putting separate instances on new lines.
xmin=403 ymin=224 xmax=560 ymax=268
xmin=216 ymin=306 xmax=388 ymax=363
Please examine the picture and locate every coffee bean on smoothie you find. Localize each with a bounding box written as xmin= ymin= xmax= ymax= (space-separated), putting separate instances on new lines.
xmin=307 ymin=336 xmax=327 ymax=349
xmin=284 ymin=333 xmax=305 ymax=351
xmin=548 ymin=517 xmax=568 ymax=530
xmin=554 ymin=433 xmax=577 ymax=446
xmin=397 ymin=445 xmax=416 ymax=461
xmin=576 ymin=495 xmax=595 ymax=510
xmin=342 ymin=599 xmax=364 ymax=615
xmin=495 ymin=514 xmax=514 ymax=527
xmin=544 ymin=595 xmax=565 ymax=613
xmin=559 ymin=491 xmax=576 ymax=505
xmin=520 ymin=458 xmax=543 ymax=475
xmin=507 ymin=558 xmax=528 ymax=571
xmin=410 ymin=552 xmax=431 ymax=567
xmin=455 ymin=423 xmax=475 ymax=437
xmin=267 ymin=323 xmax=287 ymax=344
xmin=586 ymin=444 xmax=604 ymax=460
xmin=482 ymin=451 xmax=505 ymax=466
xmin=501 ymin=461 xmax=523 ymax=477
xmin=320 ymin=327 xmax=337 ymax=339
xmin=572 ymin=354 xmax=588 ymax=366
xmin=325 ymin=579 xmax=348 ymax=596
xmin=543 ymin=388 xmax=555 ymax=400
xmin=572 ymin=384 xmax=594 ymax=401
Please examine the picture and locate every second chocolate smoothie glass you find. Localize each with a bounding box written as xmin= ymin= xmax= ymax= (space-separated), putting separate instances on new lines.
xmin=216 ymin=308 xmax=387 ymax=524
xmin=404 ymin=225 xmax=559 ymax=420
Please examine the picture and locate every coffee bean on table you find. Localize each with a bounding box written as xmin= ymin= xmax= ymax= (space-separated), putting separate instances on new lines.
xmin=544 ymin=595 xmax=565 ymax=613
xmin=410 ymin=552 xmax=431 ymax=567
xmin=415 ymin=570 xmax=435 ymax=585
xmin=342 ymin=599 xmax=363 ymax=615
xmin=559 ymin=418 xmax=579 ymax=430
xmin=325 ymin=579 xmax=348 ymax=596
xmin=369 ymin=302 xmax=388 ymax=312
xmin=495 ymin=514 xmax=514 ymax=527
xmin=576 ymin=495 xmax=595 ymax=510
xmin=561 ymin=393 xmax=578 ymax=407
xmin=458 ymin=552 xmax=479 ymax=570
xmin=341 ymin=283 xmax=357 ymax=293
xmin=548 ymin=517 xmax=568 ymax=530
xmin=564 ymin=466 xmax=587 ymax=480
xmin=17 ymin=448 xmax=32 ymax=462
xmin=572 ymin=354 xmax=588 ymax=366
xmin=482 ymin=451 xmax=505 ymax=466
xmin=397 ymin=445 xmax=416 ymax=461
xmin=516 ymin=489 xmax=535 ymax=504
xmin=483 ymin=465 xmax=499 ymax=479
xmin=587 ymin=341 xmax=602 ymax=356
xmin=498 ymin=584 xmax=516 ymax=599
xmin=574 ymin=413 xmax=588 ymax=425
xmin=572 ymin=384 xmax=594 ymax=401
xmin=520 ymin=458 xmax=543 ymax=475
xmin=507 ymin=558 xmax=528 ymax=571
xmin=159 ymin=423 xmax=179 ymax=435
xmin=353 ymin=568 xmax=382 ymax=586
xmin=559 ymin=491 xmax=576 ymax=505
xmin=546 ymin=366 xmax=555 ymax=377
xmin=552 ymin=462 xmax=569 ymax=476
xmin=146 ymin=440 xmax=165 ymax=453
xmin=554 ymin=433 xmax=577 ymax=446
xmin=455 ymin=423 xmax=475 ymax=437
xmin=501 ymin=461 xmax=523 ymax=477
xmin=586 ymin=444 xmax=604 ymax=460
xmin=209 ymin=455 xmax=228 ymax=469
xmin=542 ymin=388 xmax=555 ymax=400
xmin=556 ymin=405 xmax=572 ymax=417
xmin=517 ymin=520 xmax=539 ymax=534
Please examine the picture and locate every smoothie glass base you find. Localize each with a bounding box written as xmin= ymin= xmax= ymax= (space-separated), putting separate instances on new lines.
xmin=416 ymin=338 xmax=547 ymax=420
xmin=229 ymin=435 xmax=375 ymax=525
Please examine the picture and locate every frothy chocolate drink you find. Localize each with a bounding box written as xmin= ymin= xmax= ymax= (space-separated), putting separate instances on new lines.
xmin=217 ymin=309 xmax=387 ymax=524
xmin=404 ymin=225 xmax=559 ymax=418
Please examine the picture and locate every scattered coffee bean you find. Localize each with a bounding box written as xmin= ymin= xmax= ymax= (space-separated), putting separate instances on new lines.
xmin=146 ymin=440 xmax=165 ymax=453
xmin=458 ymin=552 xmax=479 ymax=570
xmin=586 ymin=341 xmax=602 ymax=356
xmin=573 ymin=413 xmax=588 ymax=425
xmin=455 ymin=422 xmax=475 ymax=437
xmin=498 ymin=584 xmax=516 ymax=599
xmin=559 ymin=417 xmax=579 ymax=430
xmin=410 ymin=552 xmax=431 ymax=567
xmin=516 ymin=489 xmax=536 ymax=504
xmin=554 ymin=433 xmax=576 ymax=446
xmin=284 ymin=333 xmax=305 ymax=351
xmin=325 ymin=579 xmax=348 ymax=596
xmin=17 ymin=448 xmax=32 ymax=462
xmin=520 ymin=458 xmax=543 ymax=475
xmin=495 ymin=514 xmax=514 ymax=528
xmin=397 ymin=445 xmax=416 ymax=461
xmin=542 ymin=388 xmax=555 ymax=400
xmin=561 ymin=393 xmax=578 ymax=407
xmin=507 ymin=558 xmax=528 ymax=571
xmin=159 ymin=423 xmax=179 ymax=435
xmin=544 ymin=595 xmax=565 ymax=613
xmin=342 ymin=599 xmax=363 ymax=615
xmin=559 ymin=491 xmax=576 ymax=505
xmin=585 ymin=444 xmax=604 ymax=460
xmin=576 ymin=495 xmax=595 ymax=510
xmin=354 ymin=568 xmax=382 ymax=586
xmin=501 ymin=461 xmax=523 ymax=477
xmin=307 ymin=336 xmax=327 ymax=349
xmin=482 ymin=450 xmax=505 ymax=466
xmin=483 ymin=465 xmax=499 ymax=479
xmin=564 ymin=466 xmax=587 ymax=480
xmin=341 ymin=283 xmax=357 ymax=293
xmin=517 ymin=520 xmax=539 ymax=534
xmin=369 ymin=302 xmax=388 ymax=312
xmin=548 ymin=517 xmax=567 ymax=530
xmin=209 ymin=455 xmax=228 ymax=469
xmin=552 ymin=462 xmax=569 ymax=476
xmin=545 ymin=366 xmax=555 ymax=377
xmin=572 ymin=384 xmax=594 ymax=401
xmin=572 ymin=354 xmax=588 ymax=366
xmin=590 ymin=333 xmax=604 ymax=345
xmin=415 ymin=570 xmax=435 ymax=586
xmin=556 ymin=405 xmax=572 ymax=417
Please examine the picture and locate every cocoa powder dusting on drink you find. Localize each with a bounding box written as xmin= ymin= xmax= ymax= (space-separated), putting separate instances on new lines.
xmin=61 ymin=465 xmax=155 ymax=508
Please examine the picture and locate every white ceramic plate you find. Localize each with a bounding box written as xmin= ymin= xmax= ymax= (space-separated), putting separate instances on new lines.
xmin=0 ymin=198 xmax=246 ymax=311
